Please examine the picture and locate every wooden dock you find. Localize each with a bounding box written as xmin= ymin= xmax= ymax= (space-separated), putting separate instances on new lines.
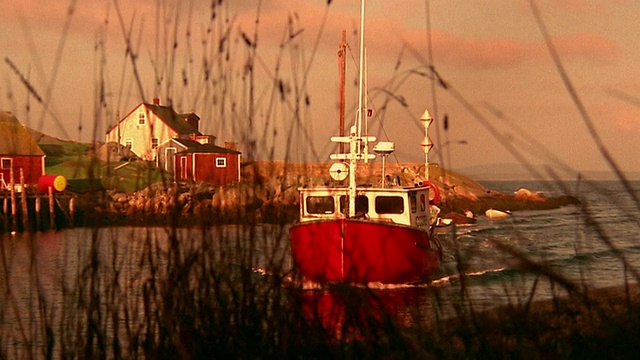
xmin=0 ymin=189 xmax=75 ymax=233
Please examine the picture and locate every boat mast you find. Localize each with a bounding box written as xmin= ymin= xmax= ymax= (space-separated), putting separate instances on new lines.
xmin=330 ymin=0 xmax=375 ymax=217
xmin=338 ymin=30 xmax=347 ymax=154
xmin=357 ymin=0 xmax=366 ymax=154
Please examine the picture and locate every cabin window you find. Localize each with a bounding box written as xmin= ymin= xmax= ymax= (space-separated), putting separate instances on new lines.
xmin=420 ymin=194 xmax=426 ymax=212
xmin=338 ymin=195 xmax=369 ymax=215
xmin=216 ymin=157 xmax=227 ymax=168
xmin=125 ymin=138 xmax=133 ymax=149
xmin=410 ymin=195 xmax=417 ymax=213
xmin=306 ymin=196 xmax=335 ymax=214
xmin=375 ymin=196 xmax=404 ymax=214
xmin=138 ymin=112 xmax=146 ymax=125
xmin=356 ymin=195 xmax=369 ymax=214
xmin=1 ymin=158 xmax=11 ymax=170
xmin=339 ymin=196 xmax=347 ymax=214
xmin=151 ymin=138 xmax=159 ymax=149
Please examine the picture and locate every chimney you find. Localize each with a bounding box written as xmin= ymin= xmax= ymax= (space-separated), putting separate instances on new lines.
xmin=224 ymin=142 xmax=238 ymax=151
xmin=153 ymin=98 xmax=160 ymax=105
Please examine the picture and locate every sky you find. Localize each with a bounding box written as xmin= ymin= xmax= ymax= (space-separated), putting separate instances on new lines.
xmin=2 ymin=0 xmax=640 ymax=178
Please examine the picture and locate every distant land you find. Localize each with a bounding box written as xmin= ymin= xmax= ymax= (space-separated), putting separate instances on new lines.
xmin=455 ymin=163 xmax=640 ymax=181
xmin=26 ymin=126 xmax=640 ymax=182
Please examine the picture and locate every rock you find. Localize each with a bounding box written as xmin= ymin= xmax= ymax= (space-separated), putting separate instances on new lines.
xmin=514 ymin=188 xmax=546 ymax=202
xmin=442 ymin=211 xmax=477 ymax=225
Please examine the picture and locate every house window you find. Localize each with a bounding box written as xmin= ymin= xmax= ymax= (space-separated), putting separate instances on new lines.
xmin=125 ymin=138 xmax=133 ymax=149
xmin=216 ymin=157 xmax=226 ymax=168
xmin=1 ymin=158 xmax=12 ymax=169
xmin=151 ymin=138 xmax=159 ymax=149
xmin=138 ymin=112 xmax=146 ymax=125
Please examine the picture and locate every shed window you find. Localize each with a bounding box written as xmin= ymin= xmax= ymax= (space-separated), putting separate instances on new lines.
xmin=306 ymin=196 xmax=335 ymax=214
xmin=216 ymin=157 xmax=227 ymax=168
xmin=1 ymin=158 xmax=12 ymax=169
xmin=375 ymin=196 xmax=404 ymax=214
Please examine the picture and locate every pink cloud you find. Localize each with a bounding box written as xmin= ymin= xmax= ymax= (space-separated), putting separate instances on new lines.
xmin=398 ymin=30 xmax=619 ymax=69
xmin=611 ymin=106 xmax=640 ymax=132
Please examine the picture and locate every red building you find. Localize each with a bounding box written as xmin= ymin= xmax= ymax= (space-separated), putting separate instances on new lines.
xmin=0 ymin=111 xmax=46 ymax=189
xmin=174 ymin=143 xmax=241 ymax=186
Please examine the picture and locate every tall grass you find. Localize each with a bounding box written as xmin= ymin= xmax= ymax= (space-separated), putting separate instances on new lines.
xmin=1 ymin=0 xmax=640 ymax=358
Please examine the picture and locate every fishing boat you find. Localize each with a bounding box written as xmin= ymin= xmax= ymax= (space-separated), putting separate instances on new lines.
xmin=288 ymin=0 xmax=442 ymax=284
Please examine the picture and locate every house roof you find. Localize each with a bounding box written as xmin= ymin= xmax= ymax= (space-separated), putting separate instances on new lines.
xmin=105 ymin=102 xmax=201 ymax=135
xmin=0 ymin=111 xmax=46 ymax=156
xmin=144 ymin=103 xmax=201 ymax=135
xmin=176 ymin=143 xmax=241 ymax=155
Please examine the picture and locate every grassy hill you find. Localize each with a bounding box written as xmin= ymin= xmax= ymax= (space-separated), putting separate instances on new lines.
xmin=38 ymin=138 xmax=169 ymax=193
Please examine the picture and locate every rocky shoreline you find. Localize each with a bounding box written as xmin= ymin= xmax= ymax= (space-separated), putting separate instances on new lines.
xmin=69 ymin=161 xmax=580 ymax=228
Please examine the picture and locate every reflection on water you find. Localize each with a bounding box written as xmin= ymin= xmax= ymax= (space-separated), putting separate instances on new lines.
xmin=1 ymin=180 xmax=639 ymax=355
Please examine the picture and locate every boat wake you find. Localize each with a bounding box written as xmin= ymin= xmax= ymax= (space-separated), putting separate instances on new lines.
xmin=428 ymin=267 xmax=506 ymax=286
xmin=252 ymin=266 xmax=509 ymax=290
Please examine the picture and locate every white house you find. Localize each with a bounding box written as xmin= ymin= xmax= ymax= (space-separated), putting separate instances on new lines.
xmin=105 ymin=98 xmax=201 ymax=161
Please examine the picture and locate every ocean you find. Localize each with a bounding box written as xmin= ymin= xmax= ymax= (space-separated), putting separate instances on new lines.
xmin=1 ymin=179 xmax=639 ymax=351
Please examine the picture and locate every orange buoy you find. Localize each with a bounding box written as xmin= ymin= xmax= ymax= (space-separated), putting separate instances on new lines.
xmin=38 ymin=175 xmax=67 ymax=192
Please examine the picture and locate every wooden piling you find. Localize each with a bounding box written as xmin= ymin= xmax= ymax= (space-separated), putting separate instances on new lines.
xmin=20 ymin=169 xmax=28 ymax=230
xmin=2 ymin=198 xmax=7 ymax=230
xmin=49 ymin=187 xmax=55 ymax=230
xmin=35 ymin=196 xmax=41 ymax=230
xmin=10 ymin=168 xmax=16 ymax=230
xmin=69 ymin=196 xmax=75 ymax=227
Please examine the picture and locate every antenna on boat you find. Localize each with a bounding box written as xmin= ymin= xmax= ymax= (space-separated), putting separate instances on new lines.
xmin=374 ymin=141 xmax=395 ymax=188
xmin=338 ymin=30 xmax=348 ymax=154
xmin=420 ymin=109 xmax=434 ymax=180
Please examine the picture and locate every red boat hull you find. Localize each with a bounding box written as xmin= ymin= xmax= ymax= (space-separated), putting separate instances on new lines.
xmin=289 ymin=219 xmax=441 ymax=284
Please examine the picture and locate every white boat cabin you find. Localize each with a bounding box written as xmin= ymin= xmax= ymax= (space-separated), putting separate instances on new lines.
xmin=298 ymin=185 xmax=437 ymax=229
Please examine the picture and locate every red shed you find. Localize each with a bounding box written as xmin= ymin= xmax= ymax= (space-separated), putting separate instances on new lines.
xmin=174 ymin=144 xmax=241 ymax=186
xmin=0 ymin=111 xmax=46 ymax=189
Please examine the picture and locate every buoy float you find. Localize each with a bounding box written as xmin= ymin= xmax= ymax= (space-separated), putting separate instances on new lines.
xmin=38 ymin=175 xmax=68 ymax=192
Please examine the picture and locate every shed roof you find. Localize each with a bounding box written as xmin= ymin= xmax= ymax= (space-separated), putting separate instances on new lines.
xmin=0 ymin=111 xmax=46 ymax=156
xmin=176 ymin=143 xmax=241 ymax=155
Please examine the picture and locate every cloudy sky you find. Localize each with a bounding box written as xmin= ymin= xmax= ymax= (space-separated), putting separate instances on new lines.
xmin=2 ymin=0 xmax=639 ymax=178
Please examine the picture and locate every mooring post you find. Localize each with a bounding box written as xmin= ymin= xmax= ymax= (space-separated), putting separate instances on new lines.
xmin=49 ymin=186 xmax=55 ymax=230
xmin=10 ymin=168 xmax=16 ymax=231
xmin=69 ymin=195 xmax=75 ymax=228
xmin=35 ymin=196 xmax=41 ymax=231
xmin=2 ymin=198 xmax=8 ymax=230
xmin=20 ymin=169 xmax=28 ymax=230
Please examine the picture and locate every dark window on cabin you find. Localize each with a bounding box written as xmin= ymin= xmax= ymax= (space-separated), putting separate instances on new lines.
xmin=356 ymin=195 xmax=369 ymax=214
xmin=1 ymin=158 xmax=11 ymax=169
xmin=151 ymin=138 xmax=159 ymax=149
xmin=338 ymin=195 xmax=369 ymax=215
xmin=306 ymin=196 xmax=335 ymax=214
xmin=410 ymin=195 xmax=417 ymax=213
xmin=216 ymin=158 xmax=227 ymax=168
xmin=375 ymin=196 xmax=404 ymax=214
